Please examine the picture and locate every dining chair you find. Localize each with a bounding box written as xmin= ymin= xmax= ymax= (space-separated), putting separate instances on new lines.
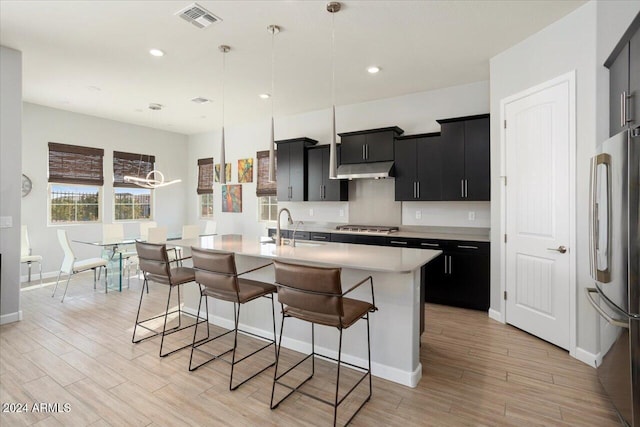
xmin=270 ymin=260 xmax=377 ymax=426
xmin=139 ymin=221 xmax=158 ymax=241
xmin=133 ymin=241 xmax=207 ymax=357
xmin=204 ymin=220 xmax=217 ymax=235
xmin=182 ymin=224 xmax=200 ymax=239
xmin=188 ymin=247 xmax=276 ymax=390
xmin=20 ymin=225 xmax=43 ymax=283
xmin=52 ymin=229 xmax=108 ymax=302
xmin=147 ymin=226 xmax=179 ymax=266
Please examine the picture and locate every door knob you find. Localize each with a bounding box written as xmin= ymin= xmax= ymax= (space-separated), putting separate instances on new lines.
xmin=547 ymin=245 xmax=568 ymax=254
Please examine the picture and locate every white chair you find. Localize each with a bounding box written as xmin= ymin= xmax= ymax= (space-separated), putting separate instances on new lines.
xmin=103 ymin=223 xmax=135 ymax=286
xmin=182 ymin=224 xmax=200 ymax=239
xmin=204 ymin=220 xmax=217 ymax=235
xmin=139 ymin=221 xmax=158 ymax=241
xmin=20 ymin=225 xmax=42 ymax=283
xmin=147 ymin=226 xmax=179 ymax=265
xmin=52 ymin=229 xmax=108 ymax=302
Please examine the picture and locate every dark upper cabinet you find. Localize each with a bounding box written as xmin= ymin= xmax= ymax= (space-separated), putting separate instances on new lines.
xmin=276 ymin=138 xmax=317 ymax=201
xmin=307 ymin=145 xmax=348 ymax=201
xmin=338 ymin=127 xmax=403 ymax=164
xmin=606 ymin=13 xmax=640 ymax=136
xmin=394 ymin=132 xmax=442 ymax=201
xmin=437 ymin=114 xmax=490 ymax=201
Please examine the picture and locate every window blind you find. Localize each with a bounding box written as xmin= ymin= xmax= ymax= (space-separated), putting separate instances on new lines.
xmin=256 ymin=150 xmax=277 ymax=197
xmin=48 ymin=142 xmax=104 ymax=185
xmin=197 ymin=157 xmax=214 ymax=194
xmin=113 ymin=151 xmax=156 ymax=188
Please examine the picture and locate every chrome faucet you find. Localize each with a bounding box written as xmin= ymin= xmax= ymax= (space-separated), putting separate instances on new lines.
xmin=276 ymin=208 xmax=293 ymax=246
xmin=291 ymin=220 xmax=304 ymax=247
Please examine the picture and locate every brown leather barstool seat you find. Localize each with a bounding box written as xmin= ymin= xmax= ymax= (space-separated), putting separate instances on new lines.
xmin=132 ymin=241 xmax=208 ymax=357
xmin=189 ymin=247 xmax=277 ymax=391
xmin=270 ymin=260 xmax=377 ymax=427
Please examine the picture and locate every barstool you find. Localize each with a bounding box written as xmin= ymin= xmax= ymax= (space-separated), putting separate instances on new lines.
xmin=189 ymin=247 xmax=277 ymax=391
xmin=132 ymin=241 xmax=208 ymax=357
xmin=270 ymin=260 xmax=377 ymax=427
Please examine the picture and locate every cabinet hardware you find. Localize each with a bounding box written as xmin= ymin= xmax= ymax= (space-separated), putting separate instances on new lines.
xmin=503 ymin=120 xmax=507 ymax=129
xmin=365 ymin=144 xmax=369 ymax=160
xmin=312 ymin=235 xmax=327 ymax=240
xmin=461 ymin=180 xmax=465 ymax=198
xmin=417 ymin=181 xmax=420 ymax=198
xmin=362 ymin=145 xmax=366 ymax=160
xmin=457 ymin=245 xmax=478 ymax=250
xmin=444 ymin=255 xmax=448 ymax=274
xmin=464 ymin=180 xmax=468 ymax=198
xmin=504 ymin=291 xmax=507 ymax=300
xmin=621 ymin=91 xmax=627 ymax=128
xmin=420 ymin=242 xmax=439 ymax=247
xmin=504 ymin=234 xmax=507 ymax=243
xmin=390 ymin=240 xmax=408 ymax=245
xmin=449 ymin=256 xmax=452 ymax=274
xmin=413 ymin=181 xmax=416 ymax=198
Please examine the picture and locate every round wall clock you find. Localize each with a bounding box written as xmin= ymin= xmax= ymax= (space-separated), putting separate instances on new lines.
xmin=21 ymin=174 xmax=32 ymax=197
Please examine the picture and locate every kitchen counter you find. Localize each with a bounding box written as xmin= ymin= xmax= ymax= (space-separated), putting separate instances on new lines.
xmin=173 ymin=234 xmax=441 ymax=388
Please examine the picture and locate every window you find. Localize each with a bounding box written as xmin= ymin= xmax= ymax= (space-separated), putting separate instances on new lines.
xmin=200 ymin=193 xmax=214 ymax=218
xmin=258 ymin=195 xmax=278 ymax=222
xmin=256 ymin=151 xmax=277 ymax=221
xmin=49 ymin=184 xmax=101 ymax=223
xmin=48 ymin=142 xmax=104 ymax=223
xmin=113 ymin=151 xmax=155 ymax=220
xmin=114 ymin=188 xmax=152 ymax=220
xmin=197 ymin=157 xmax=214 ymax=218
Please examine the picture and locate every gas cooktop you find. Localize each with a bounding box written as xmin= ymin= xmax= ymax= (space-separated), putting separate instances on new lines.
xmin=335 ymin=225 xmax=399 ymax=234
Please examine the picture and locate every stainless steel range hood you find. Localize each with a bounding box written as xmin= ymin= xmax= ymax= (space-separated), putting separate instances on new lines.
xmin=335 ymin=161 xmax=394 ymax=179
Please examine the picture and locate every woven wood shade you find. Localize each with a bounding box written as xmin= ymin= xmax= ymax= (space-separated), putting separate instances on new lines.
xmin=113 ymin=151 xmax=156 ymax=188
xmin=256 ymin=150 xmax=277 ymax=197
xmin=48 ymin=142 xmax=104 ymax=185
xmin=197 ymin=157 xmax=214 ymax=194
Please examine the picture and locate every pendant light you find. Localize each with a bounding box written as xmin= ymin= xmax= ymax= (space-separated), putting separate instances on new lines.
xmin=219 ymin=45 xmax=230 ymax=184
xmin=124 ymin=103 xmax=181 ymax=189
xmin=327 ymin=2 xmax=341 ymax=180
xmin=267 ymin=25 xmax=280 ymax=182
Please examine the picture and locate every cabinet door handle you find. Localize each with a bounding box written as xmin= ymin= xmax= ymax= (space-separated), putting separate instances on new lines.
xmin=390 ymin=240 xmax=408 ymax=245
xmin=362 ymin=145 xmax=366 ymax=160
xmin=417 ymin=181 xmax=420 ymax=198
xmin=421 ymin=242 xmax=440 ymax=247
xmin=413 ymin=181 xmax=416 ymax=198
xmin=621 ymin=91 xmax=626 ymax=128
xmin=449 ymin=256 xmax=452 ymax=273
xmin=444 ymin=255 xmax=448 ymax=274
xmin=457 ymin=245 xmax=478 ymax=250
xmin=461 ymin=180 xmax=465 ymax=198
xmin=464 ymin=180 xmax=468 ymax=198
xmin=365 ymin=144 xmax=369 ymax=160
xmin=312 ymin=235 xmax=327 ymax=240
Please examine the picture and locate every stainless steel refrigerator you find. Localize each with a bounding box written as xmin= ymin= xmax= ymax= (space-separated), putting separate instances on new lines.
xmin=586 ymin=126 xmax=639 ymax=426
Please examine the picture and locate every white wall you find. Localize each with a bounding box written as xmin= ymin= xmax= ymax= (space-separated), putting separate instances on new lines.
xmin=0 ymin=46 xmax=23 ymax=324
xmin=489 ymin=0 xmax=640 ymax=358
xmin=21 ymin=103 xmax=189 ymax=276
xmin=187 ymin=80 xmax=490 ymax=233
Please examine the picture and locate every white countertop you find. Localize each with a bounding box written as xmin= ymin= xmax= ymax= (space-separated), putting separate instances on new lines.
xmin=172 ymin=234 xmax=441 ymax=274
xmin=277 ymin=225 xmax=490 ymax=243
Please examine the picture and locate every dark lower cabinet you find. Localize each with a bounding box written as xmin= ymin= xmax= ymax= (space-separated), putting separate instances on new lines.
xmin=424 ymin=241 xmax=490 ymax=311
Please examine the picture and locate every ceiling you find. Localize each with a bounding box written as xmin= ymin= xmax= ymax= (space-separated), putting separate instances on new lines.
xmin=0 ymin=1 xmax=585 ymax=135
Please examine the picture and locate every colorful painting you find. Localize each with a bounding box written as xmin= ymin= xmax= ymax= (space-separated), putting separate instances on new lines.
xmin=221 ymin=184 xmax=242 ymax=213
xmin=215 ymin=163 xmax=232 ymax=183
xmin=237 ymin=158 xmax=254 ymax=183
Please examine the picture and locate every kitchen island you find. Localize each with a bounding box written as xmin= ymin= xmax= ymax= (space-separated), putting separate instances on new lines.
xmin=172 ymin=234 xmax=441 ymax=387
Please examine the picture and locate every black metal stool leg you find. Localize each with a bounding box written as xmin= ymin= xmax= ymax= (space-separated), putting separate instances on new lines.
xmin=334 ymin=328 xmax=344 ymax=427
xmin=271 ymin=306 xmax=287 ymax=409
xmin=189 ymin=291 xmax=205 ymax=370
xmin=132 ymin=278 xmax=147 ymax=343
xmin=159 ymin=286 xmax=174 ymax=357
xmin=229 ymin=302 xmax=241 ymax=390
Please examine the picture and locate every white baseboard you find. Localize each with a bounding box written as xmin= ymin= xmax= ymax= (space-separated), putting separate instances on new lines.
xmin=488 ymin=308 xmax=504 ymax=323
xmin=0 ymin=310 xmax=23 ymax=325
xmin=573 ymin=346 xmax=601 ymax=368
xmin=183 ymin=307 xmax=420 ymax=387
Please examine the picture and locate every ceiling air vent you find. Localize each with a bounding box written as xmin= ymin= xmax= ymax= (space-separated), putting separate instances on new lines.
xmin=175 ymin=3 xmax=221 ymax=29
xmin=191 ymin=97 xmax=211 ymax=104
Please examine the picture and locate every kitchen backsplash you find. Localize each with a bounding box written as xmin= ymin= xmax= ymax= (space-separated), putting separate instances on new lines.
xmin=280 ymin=178 xmax=490 ymax=228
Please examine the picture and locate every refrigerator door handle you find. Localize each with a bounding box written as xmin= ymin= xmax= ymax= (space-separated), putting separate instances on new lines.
xmin=585 ymin=288 xmax=629 ymax=329
xmin=589 ymin=153 xmax=612 ymax=283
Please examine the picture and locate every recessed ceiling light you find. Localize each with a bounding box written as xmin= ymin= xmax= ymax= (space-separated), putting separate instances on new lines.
xmin=149 ymin=49 xmax=165 ymax=57
xmin=259 ymin=93 xmax=271 ymax=99
xmin=367 ymin=66 xmax=380 ymax=74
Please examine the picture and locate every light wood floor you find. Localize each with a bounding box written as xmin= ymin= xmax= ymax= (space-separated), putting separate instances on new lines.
xmin=1 ymin=273 xmax=620 ymax=426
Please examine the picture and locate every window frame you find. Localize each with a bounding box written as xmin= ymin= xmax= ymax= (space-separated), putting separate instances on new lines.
xmin=199 ymin=193 xmax=214 ymax=219
xmin=257 ymin=195 xmax=278 ymax=222
xmin=48 ymin=183 xmax=102 ymax=225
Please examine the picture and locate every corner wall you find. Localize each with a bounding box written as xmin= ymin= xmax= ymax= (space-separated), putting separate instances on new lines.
xmin=0 ymin=46 xmax=23 ymax=324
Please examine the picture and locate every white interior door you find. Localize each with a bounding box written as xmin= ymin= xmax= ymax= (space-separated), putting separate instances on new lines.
xmin=504 ymin=76 xmax=573 ymax=350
